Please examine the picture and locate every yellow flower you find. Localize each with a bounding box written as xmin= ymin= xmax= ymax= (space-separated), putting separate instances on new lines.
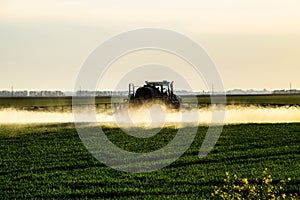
xmin=263 ymin=177 xmax=272 ymax=184
xmin=282 ymin=193 xmax=286 ymax=198
xmin=288 ymin=177 xmax=292 ymax=181
xmin=242 ymin=178 xmax=248 ymax=185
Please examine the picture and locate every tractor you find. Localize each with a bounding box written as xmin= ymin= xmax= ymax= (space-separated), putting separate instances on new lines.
xmin=128 ymin=80 xmax=182 ymax=109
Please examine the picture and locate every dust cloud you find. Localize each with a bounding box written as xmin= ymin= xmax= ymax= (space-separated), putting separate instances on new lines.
xmin=0 ymin=105 xmax=300 ymax=126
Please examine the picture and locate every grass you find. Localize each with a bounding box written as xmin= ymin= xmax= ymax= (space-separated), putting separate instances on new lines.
xmin=0 ymin=123 xmax=299 ymax=199
xmin=194 ymin=94 xmax=300 ymax=106
xmin=0 ymin=97 xmax=112 ymax=108
xmin=0 ymin=94 xmax=299 ymax=110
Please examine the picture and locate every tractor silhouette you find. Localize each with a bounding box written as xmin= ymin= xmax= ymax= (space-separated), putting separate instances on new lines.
xmin=128 ymin=80 xmax=181 ymax=109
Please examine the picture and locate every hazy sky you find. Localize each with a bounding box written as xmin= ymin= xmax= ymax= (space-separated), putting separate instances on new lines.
xmin=1 ymin=0 xmax=300 ymax=91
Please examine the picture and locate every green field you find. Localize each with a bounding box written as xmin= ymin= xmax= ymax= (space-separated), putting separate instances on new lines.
xmin=1 ymin=123 xmax=299 ymax=199
xmin=0 ymin=97 xmax=112 ymax=110
xmin=0 ymin=94 xmax=299 ymax=111
xmin=195 ymin=94 xmax=300 ymax=106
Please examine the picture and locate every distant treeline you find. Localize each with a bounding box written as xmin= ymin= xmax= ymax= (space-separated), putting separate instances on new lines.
xmin=0 ymin=90 xmax=65 ymax=97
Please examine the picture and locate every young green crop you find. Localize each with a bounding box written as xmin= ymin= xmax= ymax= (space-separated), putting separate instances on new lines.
xmin=0 ymin=123 xmax=299 ymax=199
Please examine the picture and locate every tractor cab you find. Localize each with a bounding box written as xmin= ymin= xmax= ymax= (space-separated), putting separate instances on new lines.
xmin=128 ymin=80 xmax=181 ymax=108
xmin=145 ymin=80 xmax=171 ymax=95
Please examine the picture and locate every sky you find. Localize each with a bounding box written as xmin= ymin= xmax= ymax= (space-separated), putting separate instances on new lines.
xmin=1 ymin=0 xmax=300 ymax=91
